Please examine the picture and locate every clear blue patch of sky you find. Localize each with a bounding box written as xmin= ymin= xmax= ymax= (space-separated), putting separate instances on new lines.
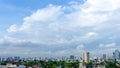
xmin=1 ymin=0 xmax=85 ymax=9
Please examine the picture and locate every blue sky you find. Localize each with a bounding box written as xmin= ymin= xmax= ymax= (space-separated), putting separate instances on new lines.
xmin=0 ymin=0 xmax=120 ymax=57
xmin=0 ymin=0 xmax=84 ymax=37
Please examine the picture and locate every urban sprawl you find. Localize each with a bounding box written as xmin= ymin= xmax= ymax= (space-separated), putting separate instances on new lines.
xmin=0 ymin=49 xmax=120 ymax=68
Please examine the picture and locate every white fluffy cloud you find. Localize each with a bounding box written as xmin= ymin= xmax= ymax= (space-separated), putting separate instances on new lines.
xmin=99 ymin=43 xmax=116 ymax=48
xmin=7 ymin=24 xmax=18 ymax=32
xmin=83 ymin=0 xmax=120 ymax=12
xmin=4 ymin=0 xmax=120 ymax=56
xmin=90 ymin=43 xmax=119 ymax=57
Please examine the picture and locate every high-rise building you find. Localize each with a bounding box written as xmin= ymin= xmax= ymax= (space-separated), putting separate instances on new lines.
xmin=70 ymin=55 xmax=74 ymax=60
xmin=103 ymin=54 xmax=106 ymax=59
xmin=83 ymin=52 xmax=90 ymax=62
xmin=113 ymin=49 xmax=120 ymax=61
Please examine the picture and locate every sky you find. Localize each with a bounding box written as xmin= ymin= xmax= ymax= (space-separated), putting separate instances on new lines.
xmin=0 ymin=0 xmax=120 ymax=57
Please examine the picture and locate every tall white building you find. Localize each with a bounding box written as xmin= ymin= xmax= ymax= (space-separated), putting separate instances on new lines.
xmin=83 ymin=52 xmax=90 ymax=62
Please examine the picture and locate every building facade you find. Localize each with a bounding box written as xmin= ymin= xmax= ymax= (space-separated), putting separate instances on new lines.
xmin=83 ymin=52 xmax=90 ymax=62
xmin=113 ymin=50 xmax=120 ymax=61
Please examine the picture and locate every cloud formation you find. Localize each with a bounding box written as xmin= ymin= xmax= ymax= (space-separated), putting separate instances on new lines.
xmin=2 ymin=0 xmax=120 ymax=57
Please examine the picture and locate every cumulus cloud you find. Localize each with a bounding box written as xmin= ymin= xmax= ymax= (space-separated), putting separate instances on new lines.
xmin=82 ymin=32 xmax=97 ymax=39
xmin=82 ymin=0 xmax=120 ymax=12
xmin=7 ymin=24 xmax=18 ymax=32
xmin=99 ymin=43 xmax=116 ymax=48
xmin=91 ymin=43 xmax=119 ymax=57
xmin=3 ymin=0 xmax=120 ymax=56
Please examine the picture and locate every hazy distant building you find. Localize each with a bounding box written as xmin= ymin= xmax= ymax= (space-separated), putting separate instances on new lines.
xmin=113 ymin=50 xmax=120 ymax=61
xmin=83 ymin=52 xmax=90 ymax=62
xmin=70 ymin=55 xmax=74 ymax=60
xmin=103 ymin=54 xmax=106 ymax=59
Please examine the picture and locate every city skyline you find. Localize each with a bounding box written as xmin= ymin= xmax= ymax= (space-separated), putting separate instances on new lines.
xmin=0 ymin=0 xmax=120 ymax=57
